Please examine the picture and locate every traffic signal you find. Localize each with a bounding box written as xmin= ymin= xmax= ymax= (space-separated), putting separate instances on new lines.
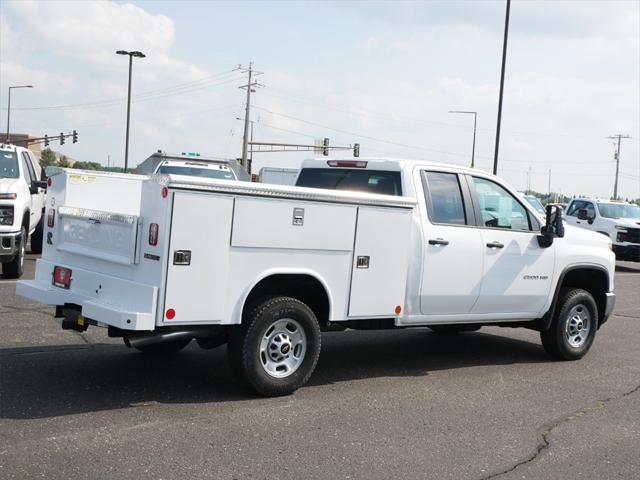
xmin=44 ymin=135 xmax=49 ymax=147
xmin=322 ymin=137 xmax=329 ymax=156
xmin=60 ymin=133 xmax=65 ymax=145
xmin=72 ymin=130 xmax=78 ymax=143
xmin=353 ymin=143 xmax=360 ymax=158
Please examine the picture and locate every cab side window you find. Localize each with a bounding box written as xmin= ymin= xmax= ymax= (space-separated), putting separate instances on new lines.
xmin=21 ymin=155 xmax=34 ymax=184
xmin=584 ymin=202 xmax=596 ymax=218
xmin=422 ymin=171 xmax=467 ymax=225
xmin=566 ymin=201 xmax=587 ymax=217
xmin=471 ymin=177 xmax=531 ymax=231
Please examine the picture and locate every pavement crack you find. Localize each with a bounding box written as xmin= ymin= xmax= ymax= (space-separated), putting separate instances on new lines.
xmin=479 ymin=383 xmax=640 ymax=480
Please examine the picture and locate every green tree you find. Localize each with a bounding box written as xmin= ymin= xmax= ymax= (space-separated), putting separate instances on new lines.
xmin=57 ymin=155 xmax=70 ymax=168
xmin=40 ymin=148 xmax=57 ymax=167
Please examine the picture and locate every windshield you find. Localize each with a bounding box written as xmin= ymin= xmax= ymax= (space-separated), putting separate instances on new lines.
xmin=295 ymin=168 xmax=402 ymax=196
xmin=597 ymin=203 xmax=640 ymax=220
xmin=0 ymin=151 xmax=19 ymax=178
xmin=524 ymin=196 xmax=545 ymax=215
xmin=157 ymin=165 xmax=235 ymax=180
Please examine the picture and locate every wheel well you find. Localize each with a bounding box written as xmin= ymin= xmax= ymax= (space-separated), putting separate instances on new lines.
xmin=560 ymin=268 xmax=608 ymax=326
xmin=243 ymin=274 xmax=330 ymax=325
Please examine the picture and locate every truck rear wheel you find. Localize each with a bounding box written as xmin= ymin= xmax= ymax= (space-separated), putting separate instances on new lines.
xmin=30 ymin=217 xmax=44 ymax=254
xmin=228 ymin=296 xmax=321 ymax=397
xmin=3 ymin=227 xmax=26 ymax=279
xmin=541 ymin=288 xmax=597 ymax=360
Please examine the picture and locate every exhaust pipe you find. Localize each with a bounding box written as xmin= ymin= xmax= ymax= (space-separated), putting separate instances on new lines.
xmin=124 ymin=327 xmax=220 ymax=348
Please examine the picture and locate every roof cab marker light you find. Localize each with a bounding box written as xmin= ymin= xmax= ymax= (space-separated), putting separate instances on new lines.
xmin=327 ymin=160 xmax=368 ymax=168
xmin=47 ymin=208 xmax=56 ymax=228
xmin=149 ymin=223 xmax=159 ymax=246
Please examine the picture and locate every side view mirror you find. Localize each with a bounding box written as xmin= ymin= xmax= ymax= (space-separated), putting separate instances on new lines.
xmin=30 ymin=180 xmax=47 ymax=194
xmin=577 ymin=208 xmax=589 ymax=221
xmin=537 ymin=205 xmax=564 ymax=248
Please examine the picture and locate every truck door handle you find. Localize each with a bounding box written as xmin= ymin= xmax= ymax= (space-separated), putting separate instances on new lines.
xmin=486 ymin=241 xmax=504 ymax=249
xmin=428 ymin=238 xmax=449 ymax=246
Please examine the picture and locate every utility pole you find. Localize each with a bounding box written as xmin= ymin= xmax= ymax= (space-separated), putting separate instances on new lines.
xmin=548 ymin=169 xmax=551 ymax=201
xmin=527 ymin=166 xmax=532 ymax=192
xmin=6 ymin=85 xmax=33 ymax=142
xmin=239 ymin=62 xmax=263 ymax=170
xmin=116 ymin=50 xmax=146 ymax=173
xmin=608 ymin=134 xmax=631 ymax=200
xmin=493 ymin=0 xmax=511 ymax=175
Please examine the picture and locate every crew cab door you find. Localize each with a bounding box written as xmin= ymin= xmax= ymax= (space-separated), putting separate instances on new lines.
xmin=468 ymin=176 xmax=555 ymax=315
xmin=418 ymin=170 xmax=483 ymax=315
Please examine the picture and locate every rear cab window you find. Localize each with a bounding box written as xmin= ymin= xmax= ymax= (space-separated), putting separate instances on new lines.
xmin=422 ymin=171 xmax=468 ymax=225
xmin=295 ymin=168 xmax=402 ymax=196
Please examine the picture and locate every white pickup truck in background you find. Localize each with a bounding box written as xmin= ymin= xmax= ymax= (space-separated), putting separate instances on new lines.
xmin=564 ymin=198 xmax=640 ymax=262
xmin=18 ymin=158 xmax=616 ymax=396
xmin=1 ymin=144 xmax=46 ymax=278
xmin=137 ymin=150 xmax=249 ymax=181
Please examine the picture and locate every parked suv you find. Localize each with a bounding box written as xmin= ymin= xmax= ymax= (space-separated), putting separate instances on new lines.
xmin=565 ymin=198 xmax=640 ymax=262
xmin=0 ymin=144 xmax=46 ymax=278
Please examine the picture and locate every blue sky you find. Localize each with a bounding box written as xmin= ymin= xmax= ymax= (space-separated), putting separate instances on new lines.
xmin=1 ymin=0 xmax=639 ymax=198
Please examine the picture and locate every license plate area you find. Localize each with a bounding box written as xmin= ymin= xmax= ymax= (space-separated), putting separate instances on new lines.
xmin=52 ymin=266 xmax=72 ymax=289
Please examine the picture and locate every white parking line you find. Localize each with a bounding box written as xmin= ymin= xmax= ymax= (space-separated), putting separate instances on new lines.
xmin=0 ymin=280 xmax=19 ymax=284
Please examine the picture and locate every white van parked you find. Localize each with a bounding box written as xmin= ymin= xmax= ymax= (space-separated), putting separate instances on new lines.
xmin=18 ymin=158 xmax=615 ymax=396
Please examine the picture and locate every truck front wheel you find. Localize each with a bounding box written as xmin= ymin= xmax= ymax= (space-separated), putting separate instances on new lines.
xmin=541 ymin=288 xmax=597 ymax=360
xmin=228 ymin=296 xmax=321 ymax=396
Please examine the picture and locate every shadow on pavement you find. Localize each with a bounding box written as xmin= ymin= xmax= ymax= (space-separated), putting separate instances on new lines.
xmin=0 ymin=328 xmax=549 ymax=420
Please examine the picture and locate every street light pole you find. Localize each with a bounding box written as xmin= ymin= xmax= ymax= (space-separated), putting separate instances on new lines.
xmin=116 ymin=50 xmax=146 ymax=173
xmin=449 ymin=110 xmax=477 ymax=168
xmin=6 ymin=85 xmax=33 ymax=143
xmin=493 ymin=0 xmax=511 ymax=175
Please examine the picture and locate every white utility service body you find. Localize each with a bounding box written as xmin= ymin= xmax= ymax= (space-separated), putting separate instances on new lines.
xmin=18 ymin=159 xmax=617 ymax=396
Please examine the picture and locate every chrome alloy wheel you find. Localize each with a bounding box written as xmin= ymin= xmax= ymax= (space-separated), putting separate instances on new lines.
xmin=259 ymin=318 xmax=307 ymax=378
xmin=565 ymin=304 xmax=591 ymax=348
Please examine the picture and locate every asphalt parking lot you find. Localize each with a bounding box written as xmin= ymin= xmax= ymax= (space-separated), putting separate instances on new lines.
xmin=1 ymin=254 xmax=639 ymax=479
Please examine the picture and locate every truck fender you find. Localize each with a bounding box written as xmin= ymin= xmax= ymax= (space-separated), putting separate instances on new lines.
xmin=236 ymin=268 xmax=334 ymax=325
xmin=539 ymin=263 xmax=610 ymax=331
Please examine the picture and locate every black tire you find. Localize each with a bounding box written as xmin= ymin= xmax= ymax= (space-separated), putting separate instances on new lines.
xmin=30 ymin=217 xmax=44 ymax=254
xmin=429 ymin=324 xmax=482 ymax=333
xmin=541 ymin=288 xmax=597 ymax=360
xmin=128 ymin=338 xmax=191 ymax=354
xmin=3 ymin=226 xmax=26 ymax=279
xmin=227 ymin=296 xmax=321 ymax=397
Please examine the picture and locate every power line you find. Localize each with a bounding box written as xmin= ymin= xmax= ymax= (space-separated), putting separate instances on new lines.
xmin=1 ymin=69 xmax=242 ymax=112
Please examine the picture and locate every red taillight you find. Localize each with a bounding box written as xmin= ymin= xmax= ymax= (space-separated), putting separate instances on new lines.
xmin=166 ymin=308 xmax=176 ymax=320
xmin=47 ymin=208 xmax=55 ymax=228
xmin=52 ymin=266 xmax=72 ymax=289
xmin=327 ymin=160 xmax=368 ymax=168
xmin=149 ymin=223 xmax=159 ymax=246
xmin=47 ymin=177 xmax=53 ymax=187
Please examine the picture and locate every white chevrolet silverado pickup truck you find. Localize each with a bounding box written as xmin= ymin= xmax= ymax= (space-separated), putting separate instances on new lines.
xmin=1 ymin=144 xmax=46 ymax=278
xmin=18 ymin=158 xmax=616 ymax=396
xmin=564 ymin=198 xmax=640 ymax=262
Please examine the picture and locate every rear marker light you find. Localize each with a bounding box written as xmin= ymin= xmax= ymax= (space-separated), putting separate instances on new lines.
xmin=161 ymin=187 xmax=168 ymax=198
xmin=166 ymin=308 xmax=176 ymax=320
xmin=149 ymin=223 xmax=159 ymax=246
xmin=52 ymin=266 xmax=72 ymax=289
xmin=47 ymin=177 xmax=53 ymax=187
xmin=395 ymin=305 xmax=402 ymax=315
xmin=47 ymin=208 xmax=56 ymax=228
xmin=327 ymin=160 xmax=368 ymax=168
